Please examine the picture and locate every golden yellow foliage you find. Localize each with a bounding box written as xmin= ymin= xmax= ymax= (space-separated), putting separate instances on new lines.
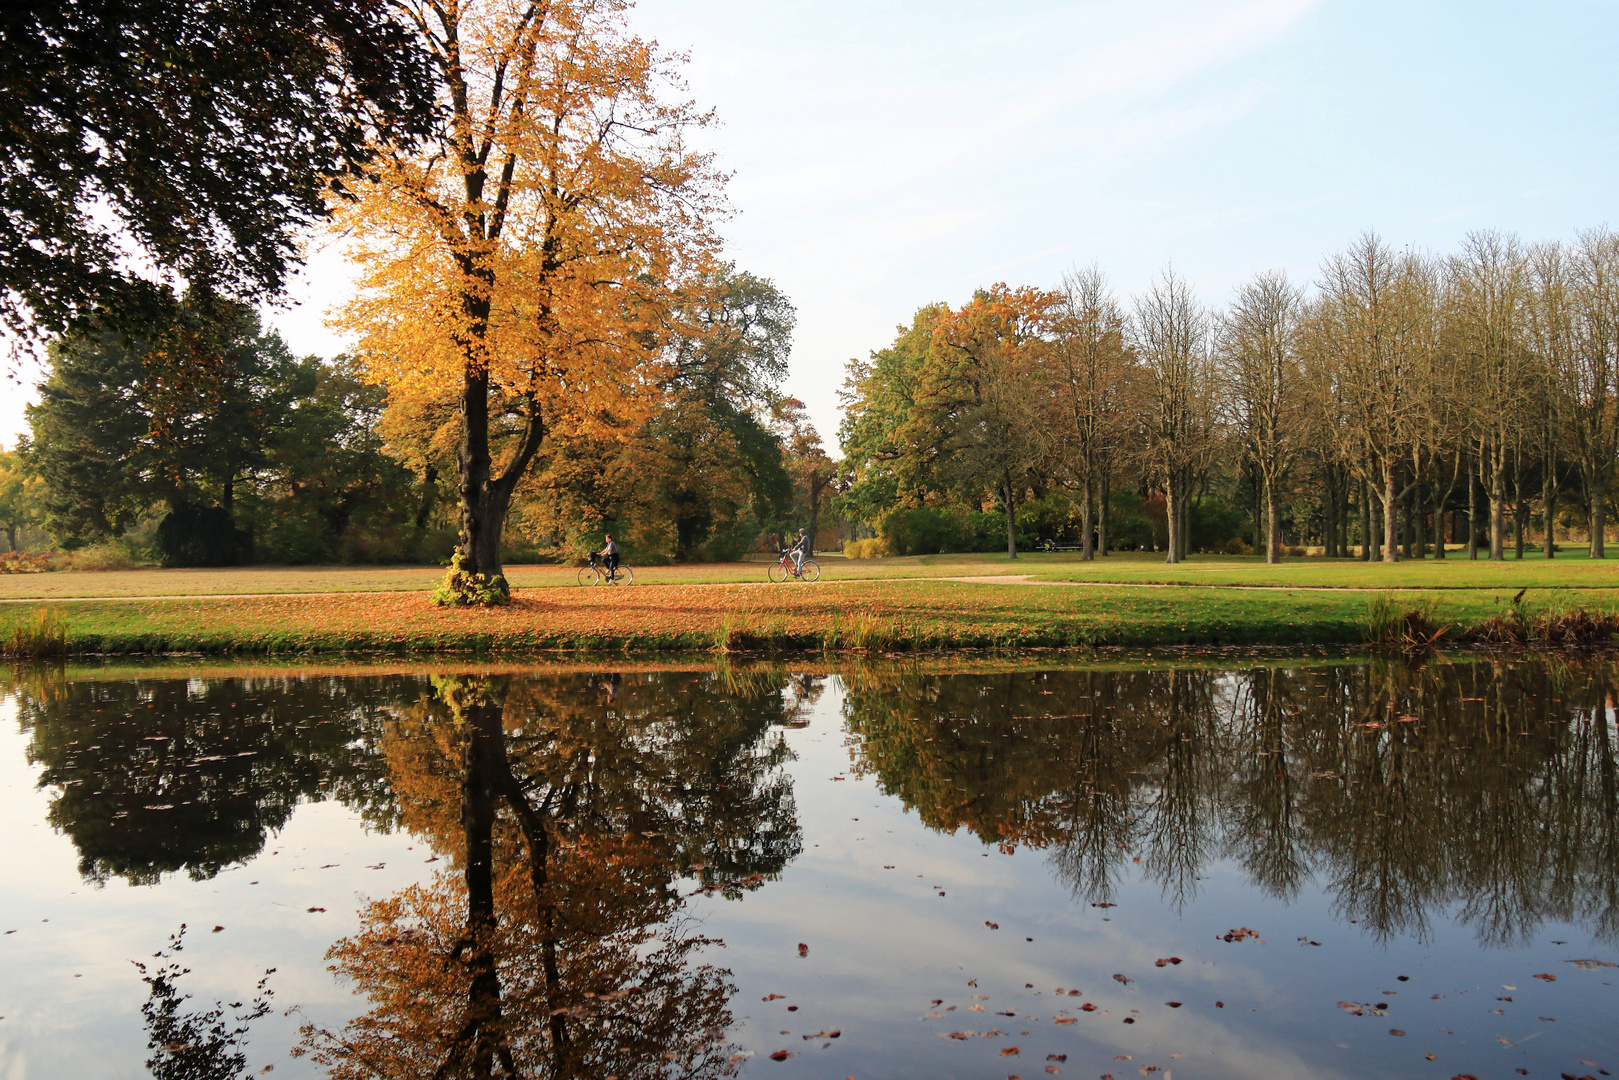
xmin=329 ymin=0 xmax=727 ymax=595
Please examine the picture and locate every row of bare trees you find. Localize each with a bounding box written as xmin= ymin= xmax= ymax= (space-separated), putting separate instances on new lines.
xmin=1014 ymin=227 xmax=1619 ymax=563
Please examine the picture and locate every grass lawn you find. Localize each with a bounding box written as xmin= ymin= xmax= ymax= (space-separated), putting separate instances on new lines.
xmin=6 ymin=576 xmax=1614 ymax=656
xmin=5 ymin=549 xmax=1618 ymax=655
xmin=3 ymin=548 xmax=1617 ymax=601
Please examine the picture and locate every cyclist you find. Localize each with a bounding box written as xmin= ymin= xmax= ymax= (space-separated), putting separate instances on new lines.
xmin=788 ymin=528 xmax=810 ymax=575
xmin=599 ymin=534 xmax=619 ymax=581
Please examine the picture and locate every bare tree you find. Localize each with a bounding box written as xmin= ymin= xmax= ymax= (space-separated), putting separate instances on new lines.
xmin=1133 ymin=269 xmax=1210 ymax=564
xmin=1220 ymin=270 xmax=1302 ymax=563
xmin=1053 ymin=265 xmax=1129 ymax=560
xmin=1526 ymin=241 xmax=1576 ymax=557
xmin=1316 ymin=233 xmax=1436 ymax=562
xmin=1566 ymin=228 xmax=1619 ymax=557
xmin=1445 ymin=231 xmax=1534 ymax=561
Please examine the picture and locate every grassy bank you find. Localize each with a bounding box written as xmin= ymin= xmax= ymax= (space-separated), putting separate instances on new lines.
xmin=1 ymin=549 xmax=1615 ymax=602
xmin=4 ymin=578 xmax=1614 ymax=657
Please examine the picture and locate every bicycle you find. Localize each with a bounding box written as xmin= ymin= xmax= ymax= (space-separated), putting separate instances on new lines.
xmin=578 ymin=551 xmax=634 ymax=586
xmin=768 ymin=549 xmax=820 ymax=583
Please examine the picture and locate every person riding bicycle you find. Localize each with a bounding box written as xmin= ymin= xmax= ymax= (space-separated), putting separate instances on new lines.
xmin=788 ymin=528 xmax=810 ymax=574
xmin=599 ymin=534 xmax=619 ymax=580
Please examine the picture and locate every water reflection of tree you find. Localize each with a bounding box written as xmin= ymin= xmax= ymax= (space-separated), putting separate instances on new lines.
xmin=844 ymin=658 xmax=1619 ymax=945
xmin=302 ymin=670 xmax=803 ymax=1079
xmin=15 ymin=674 xmax=403 ymax=884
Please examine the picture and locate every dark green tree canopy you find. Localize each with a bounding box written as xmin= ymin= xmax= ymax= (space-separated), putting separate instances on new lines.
xmin=0 ymin=0 xmax=437 ymax=337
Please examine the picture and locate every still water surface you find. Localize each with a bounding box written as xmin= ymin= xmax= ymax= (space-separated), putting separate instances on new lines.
xmin=1 ymin=656 xmax=1616 ymax=1079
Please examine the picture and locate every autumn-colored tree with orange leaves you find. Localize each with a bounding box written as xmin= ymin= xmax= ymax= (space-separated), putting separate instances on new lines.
xmin=909 ymin=284 xmax=1063 ymax=558
xmin=332 ymin=0 xmax=726 ymax=603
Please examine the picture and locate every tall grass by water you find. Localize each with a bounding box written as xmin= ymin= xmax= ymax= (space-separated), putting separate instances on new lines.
xmin=4 ymin=608 xmax=69 ymax=658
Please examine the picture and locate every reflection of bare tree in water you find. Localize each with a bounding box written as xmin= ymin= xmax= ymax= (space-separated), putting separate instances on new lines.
xmin=1227 ymin=666 xmax=1311 ymax=904
xmin=302 ymin=672 xmax=803 ymax=1079
xmin=843 ymin=657 xmax=1619 ymax=947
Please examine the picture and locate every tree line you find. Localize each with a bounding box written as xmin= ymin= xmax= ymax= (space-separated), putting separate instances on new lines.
xmin=838 ymin=228 xmax=1619 ymax=563
xmin=6 ymin=266 xmax=830 ymax=567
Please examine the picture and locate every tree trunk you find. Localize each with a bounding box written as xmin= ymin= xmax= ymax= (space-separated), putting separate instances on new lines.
xmin=1098 ymin=462 xmax=1110 ymax=556
xmin=1488 ymin=488 xmax=1505 ymax=561
xmin=1544 ymin=449 xmax=1557 ymax=559
xmin=1467 ymin=459 xmax=1480 ymax=560
xmin=414 ymin=463 xmax=439 ymax=530
xmin=1382 ymin=466 xmax=1399 ymax=563
xmin=1165 ymin=477 xmax=1181 ymax=564
xmin=1593 ymin=473 xmax=1608 ymax=559
xmin=1264 ymin=472 xmax=1280 ymax=564
xmin=459 ymin=364 xmax=500 ymax=580
xmin=1004 ymin=476 xmax=1018 ymax=559
xmin=1359 ymin=478 xmax=1372 ymax=561
xmin=1080 ymin=472 xmax=1095 ymax=561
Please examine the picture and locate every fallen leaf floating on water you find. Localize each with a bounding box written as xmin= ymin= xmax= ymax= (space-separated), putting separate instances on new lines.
xmin=797 ymin=943 xmax=809 ymax=957
xmin=1000 ymin=1047 xmax=1020 ymax=1056
xmin=931 ymin=999 xmax=943 ymax=1006
xmin=1045 ymin=1069 xmax=1060 ymax=1075
xmin=1164 ymin=1002 xmax=1182 ymax=1008
xmin=1532 ymin=972 xmax=1557 ymax=981
xmin=985 ymin=921 xmax=1000 ymax=929
xmin=1055 ymin=1017 xmax=1078 ymax=1025
xmin=1079 ymin=1004 xmax=1098 ymax=1012
xmin=1112 ymin=974 xmax=1133 ymax=985
xmin=211 ymin=926 xmax=224 ymax=933
xmin=1047 ymin=1055 xmax=1067 ymax=1063
xmin=1220 ymin=927 xmax=1261 ymax=943
xmin=767 ymin=1050 xmax=793 ymax=1062
xmin=800 ymin=1030 xmax=841 ymax=1040
xmin=1570 ymin=959 xmax=1618 ymax=969
xmin=1389 ymin=1029 xmax=1406 ymax=1036
xmin=763 ymin=994 xmax=786 ymax=1001
xmin=306 ymin=907 xmax=325 ymax=913
xmin=1092 ymin=903 xmax=1116 ymax=909
xmin=1153 ymin=957 xmax=1183 ymax=967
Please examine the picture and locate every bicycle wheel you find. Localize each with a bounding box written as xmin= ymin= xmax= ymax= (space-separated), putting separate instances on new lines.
xmin=798 ymin=559 xmax=820 ymax=582
xmin=610 ymin=566 xmax=634 ymax=585
xmin=767 ymin=560 xmax=788 ymax=583
xmin=578 ymin=565 xmax=600 ymax=586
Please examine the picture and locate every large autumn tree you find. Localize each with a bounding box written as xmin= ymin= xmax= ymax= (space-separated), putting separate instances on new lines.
xmin=335 ymin=0 xmax=725 ymax=603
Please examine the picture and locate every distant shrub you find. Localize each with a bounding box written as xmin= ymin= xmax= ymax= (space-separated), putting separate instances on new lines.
xmin=1219 ymin=537 xmax=1252 ymax=556
xmin=50 ymin=542 xmax=145 ymax=572
xmin=844 ymin=538 xmax=887 ymax=559
xmin=0 ymin=550 xmax=52 ymax=574
xmin=1284 ymin=544 xmax=1308 ymax=557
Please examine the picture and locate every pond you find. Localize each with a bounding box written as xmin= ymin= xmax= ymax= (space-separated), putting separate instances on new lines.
xmin=1 ymin=655 xmax=1615 ymax=1079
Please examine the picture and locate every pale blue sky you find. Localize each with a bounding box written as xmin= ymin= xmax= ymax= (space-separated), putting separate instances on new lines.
xmin=4 ymin=0 xmax=1614 ymax=451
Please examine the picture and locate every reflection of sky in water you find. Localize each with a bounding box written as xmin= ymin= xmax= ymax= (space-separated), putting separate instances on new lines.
xmin=0 ymin=661 xmax=1615 ymax=1079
